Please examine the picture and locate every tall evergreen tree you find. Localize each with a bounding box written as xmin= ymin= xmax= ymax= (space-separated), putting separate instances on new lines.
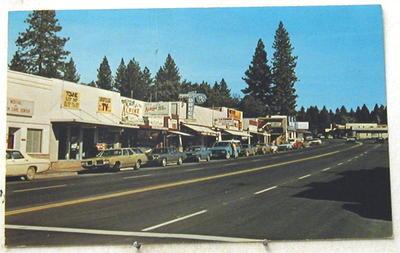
xmin=239 ymin=95 xmax=266 ymax=117
xmin=96 ymin=56 xmax=113 ymax=90
xmin=122 ymin=58 xmax=142 ymax=98
xmin=154 ymin=54 xmax=181 ymax=101
xmin=63 ymin=58 xmax=80 ymax=83
xmin=140 ymin=67 xmax=153 ymax=101
xmin=271 ymin=21 xmax=298 ymax=116
xmin=13 ymin=10 xmax=70 ymax=78
xmin=114 ymin=58 xmax=127 ymax=93
xmin=318 ymin=106 xmax=330 ymax=132
xmin=360 ymin=104 xmax=371 ymax=122
xmin=242 ymin=39 xmax=273 ymax=113
xmin=296 ymin=106 xmax=306 ymax=121
xmin=9 ymin=51 xmax=27 ymax=72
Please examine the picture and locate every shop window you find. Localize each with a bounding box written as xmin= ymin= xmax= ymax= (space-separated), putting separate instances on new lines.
xmin=26 ymin=129 xmax=42 ymax=153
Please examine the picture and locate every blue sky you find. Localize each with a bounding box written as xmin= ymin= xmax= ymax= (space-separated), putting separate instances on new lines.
xmin=8 ymin=5 xmax=386 ymax=111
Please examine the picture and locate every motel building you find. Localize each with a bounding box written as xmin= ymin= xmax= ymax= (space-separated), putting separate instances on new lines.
xmin=6 ymin=70 xmax=273 ymax=167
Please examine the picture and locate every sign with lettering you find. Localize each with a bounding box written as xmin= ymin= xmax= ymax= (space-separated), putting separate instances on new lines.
xmin=227 ymin=108 xmax=242 ymax=121
xmin=62 ymin=90 xmax=80 ymax=109
xmin=121 ymin=98 xmax=144 ymax=125
xmin=97 ymin=97 xmax=112 ymax=113
xmin=7 ymin=98 xmax=34 ymax=117
xmin=144 ymin=102 xmax=169 ymax=115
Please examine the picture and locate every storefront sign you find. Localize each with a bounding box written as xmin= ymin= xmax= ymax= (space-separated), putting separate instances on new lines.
xmin=144 ymin=102 xmax=169 ymax=115
xmin=62 ymin=90 xmax=80 ymax=109
xmin=227 ymin=108 xmax=242 ymax=121
xmin=97 ymin=97 xmax=112 ymax=113
xmin=7 ymin=98 xmax=34 ymax=117
xmin=179 ymin=92 xmax=207 ymax=119
xmin=143 ymin=116 xmax=165 ymax=128
xmin=121 ymin=98 xmax=144 ymax=125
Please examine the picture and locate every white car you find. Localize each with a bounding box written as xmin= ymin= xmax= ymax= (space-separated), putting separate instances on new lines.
xmin=309 ymin=139 xmax=322 ymax=145
xmin=6 ymin=150 xmax=50 ymax=180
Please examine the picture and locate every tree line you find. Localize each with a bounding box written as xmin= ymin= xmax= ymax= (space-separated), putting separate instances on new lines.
xmin=9 ymin=10 xmax=386 ymax=127
xmin=297 ymin=104 xmax=388 ymax=134
xmin=9 ymin=10 xmax=298 ymax=115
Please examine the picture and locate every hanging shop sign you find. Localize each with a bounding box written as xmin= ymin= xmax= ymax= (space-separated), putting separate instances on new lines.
xmin=179 ymin=92 xmax=207 ymax=119
xmin=144 ymin=102 xmax=169 ymax=115
xmin=98 ymin=97 xmax=112 ymax=113
xmin=121 ymin=98 xmax=145 ymax=125
xmin=62 ymin=90 xmax=80 ymax=109
xmin=7 ymin=97 xmax=34 ymax=117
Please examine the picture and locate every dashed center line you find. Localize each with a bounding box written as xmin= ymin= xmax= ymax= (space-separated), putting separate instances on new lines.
xmin=322 ymin=167 xmax=331 ymax=172
xmin=123 ymin=174 xmax=153 ymax=180
xmin=13 ymin=184 xmax=67 ymax=193
xmin=141 ymin=210 xmax=207 ymax=232
xmin=298 ymin=174 xmax=311 ymax=180
xmin=254 ymin=186 xmax=278 ymax=195
xmin=337 ymin=162 xmax=344 ymax=166
xmin=184 ymin=168 xmax=205 ymax=172
xmin=347 ymin=159 xmax=352 ymax=162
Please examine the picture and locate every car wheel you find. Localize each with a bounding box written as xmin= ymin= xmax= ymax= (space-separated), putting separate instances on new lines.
xmin=225 ymin=153 xmax=231 ymax=159
xmin=134 ymin=160 xmax=141 ymax=170
xmin=245 ymin=151 xmax=249 ymax=157
xmin=177 ymin=157 xmax=183 ymax=165
xmin=206 ymin=155 xmax=211 ymax=162
xmin=113 ymin=162 xmax=121 ymax=172
xmin=161 ymin=158 xmax=167 ymax=167
xmin=26 ymin=166 xmax=36 ymax=181
xmin=196 ymin=156 xmax=201 ymax=163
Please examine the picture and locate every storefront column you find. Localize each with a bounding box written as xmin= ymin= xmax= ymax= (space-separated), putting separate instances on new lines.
xmin=66 ymin=126 xmax=71 ymax=160
xmin=178 ymin=135 xmax=183 ymax=152
xmin=78 ymin=127 xmax=83 ymax=160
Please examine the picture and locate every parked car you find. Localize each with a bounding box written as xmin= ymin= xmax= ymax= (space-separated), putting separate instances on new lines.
xmin=309 ymin=139 xmax=323 ymax=146
xmin=374 ymin=137 xmax=385 ymax=143
xmin=305 ymin=136 xmax=313 ymax=141
xmin=270 ymin=145 xmax=278 ymax=153
xmin=185 ymin=146 xmax=211 ymax=162
xmin=277 ymin=143 xmax=293 ymax=151
xmin=149 ymin=147 xmax=186 ymax=167
xmin=240 ymin=144 xmax=257 ymax=157
xmin=81 ymin=147 xmax=148 ymax=171
xmin=6 ymin=149 xmax=50 ymax=180
xmin=256 ymin=143 xmax=271 ymax=155
xmin=346 ymin=137 xmax=356 ymax=143
xmin=209 ymin=141 xmax=239 ymax=159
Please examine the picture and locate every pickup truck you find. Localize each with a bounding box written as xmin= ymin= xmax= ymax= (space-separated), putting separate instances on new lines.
xmin=185 ymin=146 xmax=211 ymax=162
xmin=209 ymin=141 xmax=240 ymax=159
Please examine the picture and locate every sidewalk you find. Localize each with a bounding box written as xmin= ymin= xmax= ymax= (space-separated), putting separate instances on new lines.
xmin=35 ymin=160 xmax=83 ymax=179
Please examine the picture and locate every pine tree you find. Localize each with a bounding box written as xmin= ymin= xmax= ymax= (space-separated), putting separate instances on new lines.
xmin=13 ymin=10 xmax=70 ymax=78
xmin=271 ymin=22 xmax=298 ymax=116
xmin=239 ymin=95 xmax=266 ymax=117
xmin=122 ymin=58 xmax=142 ymax=98
xmin=242 ymin=39 xmax=273 ymax=113
xmin=140 ymin=67 xmax=153 ymax=101
xmin=9 ymin=52 xmax=27 ymax=72
xmin=360 ymin=104 xmax=371 ymax=123
xmin=318 ymin=106 xmax=330 ymax=132
xmin=96 ymin=56 xmax=113 ymax=90
xmin=87 ymin=80 xmax=96 ymax=87
xmin=114 ymin=58 xmax=127 ymax=93
xmin=63 ymin=58 xmax=80 ymax=83
xmin=296 ymin=106 xmax=306 ymax=121
xmin=154 ymin=54 xmax=181 ymax=101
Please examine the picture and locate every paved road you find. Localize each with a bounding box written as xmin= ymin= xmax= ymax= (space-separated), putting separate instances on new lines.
xmin=5 ymin=140 xmax=392 ymax=246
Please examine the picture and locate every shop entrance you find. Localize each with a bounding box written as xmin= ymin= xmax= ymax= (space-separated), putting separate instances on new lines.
xmin=7 ymin=127 xmax=19 ymax=149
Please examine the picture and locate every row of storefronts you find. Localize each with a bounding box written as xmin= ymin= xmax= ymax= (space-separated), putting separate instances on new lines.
xmin=6 ymin=70 xmax=307 ymax=161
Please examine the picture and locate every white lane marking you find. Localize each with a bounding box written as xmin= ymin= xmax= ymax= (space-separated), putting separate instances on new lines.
xmin=354 ymin=156 xmax=359 ymax=159
xmin=254 ymin=185 xmax=278 ymax=195
xmin=185 ymin=167 xmax=204 ymax=172
xmin=141 ymin=210 xmax=208 ymax=232
xmin=347 ymin=159 xmax=352 ymax=162
xmin=13 ymin=184 xmax=67 ymax=193
xmin=337 ymin=162 xmax=343 ymax=166
xmin=322 ymin=167 xmax=331 ymax=172
xmin=123 ymin=174 xmax=152 ymax=180
xmin=253 ymin=159 xmax=262 ymax=162
xmin=298 ymin=174 xmax=311 ymax=180
xmin=5 ymin=224 xmax=260 ymax=243
xmin=120 ymin=167 xmax=134 ymax=171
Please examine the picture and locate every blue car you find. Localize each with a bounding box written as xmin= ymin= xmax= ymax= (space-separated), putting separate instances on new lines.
xmin=209 ymin=141 xmax=240 ymax=159
xmin=185 ymin=146 xmax=211 ymax=162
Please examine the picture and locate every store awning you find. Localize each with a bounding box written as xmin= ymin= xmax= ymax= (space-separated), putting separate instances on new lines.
xmin=168 ymin=130 xmax=193 ymax=137
xmin=223 ymin=129 xmax=252 ymax=137
xmin=249 ymin=131 xmax=270 ymax=136
xmin=51 ymin=118 xmax=139 ymax=129
xmin=182 ymin=124 xmax=219 ymax=136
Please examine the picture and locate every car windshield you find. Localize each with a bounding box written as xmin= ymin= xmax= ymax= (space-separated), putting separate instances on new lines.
xmin=6 ymin=151 xmax=12 ymax=160
xmin=187 ymin=147 xmax=201 ymax=151
xmin=213 ymin=142 xmax=230 ymax=147
xmin=97 ymin=149 xmax=122 ymax=157
xmin=152 ymin=148 xmax=167 ymax=154
xmin=10 ymin=151 xmax=24 ymax=159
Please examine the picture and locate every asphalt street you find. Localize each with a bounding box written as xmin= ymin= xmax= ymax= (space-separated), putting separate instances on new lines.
xmin=5 ymin=140 xmax=392 ymax=246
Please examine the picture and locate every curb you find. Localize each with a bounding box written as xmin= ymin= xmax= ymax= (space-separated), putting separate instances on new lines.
xmin=35 ymin=171 xmax=78 ymax=179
